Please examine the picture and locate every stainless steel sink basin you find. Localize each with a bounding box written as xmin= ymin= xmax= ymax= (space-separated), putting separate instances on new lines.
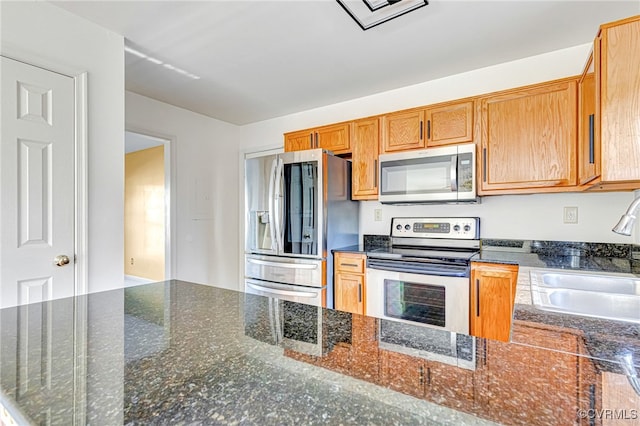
xmin=529 ymin=269 xmax=640 ymax=324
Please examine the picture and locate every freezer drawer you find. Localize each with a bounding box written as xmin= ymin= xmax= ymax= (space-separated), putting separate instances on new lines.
xmin=244 ymin=278 xmax=324 ymax=307
xmin=245 ymin=254 xmax=325 ymax=288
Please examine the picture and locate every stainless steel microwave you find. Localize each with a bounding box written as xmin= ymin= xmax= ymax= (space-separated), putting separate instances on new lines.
xmin=378 ymin=143 xmax=477 ymax=204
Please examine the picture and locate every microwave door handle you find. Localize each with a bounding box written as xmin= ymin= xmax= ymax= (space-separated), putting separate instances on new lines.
xmin=267 ymin=158 xmax=278 ymax=251
xmin=450 ymin=154 xmax=458 ymax=192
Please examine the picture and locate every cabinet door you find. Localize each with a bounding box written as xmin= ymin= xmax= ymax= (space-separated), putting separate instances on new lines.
xmin=379 ymin=350 xmax=426 ymax=398
xmin=470 ymin=262 xmax=518 ymax=342
xmin=425 ymin=100 xmax=474 ymax=147
xmin=425 ymin=361 xmax=475 ymax=410
xmin=578 ymin=52 xmax=599 ymax=186
xmin=316 ymin=122 xmax=351 ymax=154
xmin=381 ymin=109 xmax=425 ymax=153
xmin=480 ymin=79 xmax=577 ymax=193
xmin=600 ymin=18 xmax=640 ymax=183
xmin=284 ymin=130 xmax=313 ymax=152
xmin=334 ymin=273 xmax=364 ymax=315
xmin=352 ymin=117 xmax=380 ymax=200
xmin=479 ymin=323 xmax=583 ymax=426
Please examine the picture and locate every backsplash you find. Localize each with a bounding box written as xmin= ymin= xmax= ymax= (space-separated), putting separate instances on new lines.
xmin=363 ymin=235 xmax=640 ymax=274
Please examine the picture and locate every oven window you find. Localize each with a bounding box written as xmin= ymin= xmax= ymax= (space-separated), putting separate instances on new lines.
xmin=384 ymin=279 xmax=446 ymax=327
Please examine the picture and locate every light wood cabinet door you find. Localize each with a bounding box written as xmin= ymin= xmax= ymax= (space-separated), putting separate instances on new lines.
xmin=316 ymin=122 xmax=351 ymax=154
xmin=381 ymin=109 xmax=425 ymax=153
xmin=351 ymin=117 xmax=380 ymax=200
xmin=379 ymin=350 xmax=426 ymax=398
xmin=284 ymin=122 xmax=351 ymax=154
xmin=284 ymin=129 xmax=313 ymax=152
xmin=470 ymin=262 xmax=518 ymax=342
xmin=334 ymin=252 xmax=366 ymax=315
xmin=599 ymin=17 xmax=640 ymax=183
xmin=479 ymin=323 xmax=585 ymax=426
xmin=334 ymin=273 xmax=364 ymax=315
xmin=425 ymin=100 xmax=474 ymax=147
xmin=578 ymin=53 xmax=599 ymax=186
xmin=479 ymin=79 xmax=578 ymax=193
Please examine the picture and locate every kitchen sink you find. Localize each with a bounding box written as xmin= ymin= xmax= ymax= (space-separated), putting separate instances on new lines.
xmin=529 ymin=269 xmax=640 ymax=324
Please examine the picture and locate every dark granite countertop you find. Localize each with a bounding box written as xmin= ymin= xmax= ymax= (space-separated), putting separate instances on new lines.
xmin=1 ymin=280 xmax=639 ymax=425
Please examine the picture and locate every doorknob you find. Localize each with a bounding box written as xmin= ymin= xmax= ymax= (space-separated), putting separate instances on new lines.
xmin=54 ymin=255 xmax=70 ymax=266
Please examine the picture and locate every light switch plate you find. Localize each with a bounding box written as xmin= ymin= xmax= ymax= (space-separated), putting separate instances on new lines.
xmin=374 ymin=208 xmax=382 ymax=221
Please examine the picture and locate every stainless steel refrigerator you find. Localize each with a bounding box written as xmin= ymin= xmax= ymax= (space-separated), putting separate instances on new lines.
xmin=244 ymin=148 xmax=359 ymax=309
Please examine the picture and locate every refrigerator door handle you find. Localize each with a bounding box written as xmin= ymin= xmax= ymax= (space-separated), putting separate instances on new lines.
xmin=267 ymin=158 xmax=278 ymax=251
xmin=274 ymin=158 xmax=285 ymax=252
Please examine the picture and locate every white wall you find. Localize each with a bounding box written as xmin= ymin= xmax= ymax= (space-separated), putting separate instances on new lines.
xmin=125 ymin=92 xmax=241 ymax=289
xmin=240 ymin=44 xmax=639 ymax=245
xmin=1 ymin=1 xmax=126 ymax=293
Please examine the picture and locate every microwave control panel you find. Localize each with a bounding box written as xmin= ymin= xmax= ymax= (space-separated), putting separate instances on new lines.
xmin=390 ymin=217 xmax=480 ymax=240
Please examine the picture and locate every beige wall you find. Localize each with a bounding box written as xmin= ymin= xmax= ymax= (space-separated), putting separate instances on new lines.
xmin=125 ymin=146 xmax=165 ymax=281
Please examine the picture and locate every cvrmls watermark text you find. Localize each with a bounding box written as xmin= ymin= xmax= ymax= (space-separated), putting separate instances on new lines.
xmin=577 ymin=409 xmax=639 ymax=420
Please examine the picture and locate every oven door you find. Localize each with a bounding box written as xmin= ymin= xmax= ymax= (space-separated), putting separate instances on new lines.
xmin=366 ymin=266 xmax=470 ymax=334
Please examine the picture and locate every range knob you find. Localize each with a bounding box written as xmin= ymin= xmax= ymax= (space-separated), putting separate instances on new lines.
xmin=405 ymin=224 xmax=411 ymax=230
xmin=396 ymin=224 xmax=402 ymax=230
xmin=464 ymin=224 xmax=471 ymax=232
xmin=453 ymin=224 xmax=461 ymax=232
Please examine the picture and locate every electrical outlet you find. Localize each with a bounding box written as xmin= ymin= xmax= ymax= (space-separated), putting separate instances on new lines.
xmin=374 ymin=209 xmax=382 ymax=222
xmin=563 ymin=207 xmax=578 ymax=224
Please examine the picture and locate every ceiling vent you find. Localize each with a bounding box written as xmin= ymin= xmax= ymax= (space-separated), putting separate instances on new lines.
xmin=337 ymin=0 xmax=429 ymax=30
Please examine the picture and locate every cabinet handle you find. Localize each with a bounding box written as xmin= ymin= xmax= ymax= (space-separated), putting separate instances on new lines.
xmin=427 ymin=120 xmax=431 ymax=140
xmin=426 ymin=367 xmax=431 ymax=386
xmin=374 ymin=159 xmax=378 ymax=188
xmin=475 ymin=279 xmax=480 ymax=317
xmin=482 ymin=148 xmax=487 ymax=182
xmin=588 ymin=114 xmax=595 ymax=164
xmin=309 ymin=133 xmax=314 ymax=149
xmin=419 ymin=120 xmax=423 ymax=140
xmin=314 ymin=132 xmax=319 ymax=148
xmin=358 ymin=283 xmax=362 ymax=303
xmin=340 ymin=263 xmax=359 ymax=268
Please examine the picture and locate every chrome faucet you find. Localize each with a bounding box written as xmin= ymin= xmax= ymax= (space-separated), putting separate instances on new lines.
xmin=612 ymin=193 xmax=640 ymax=236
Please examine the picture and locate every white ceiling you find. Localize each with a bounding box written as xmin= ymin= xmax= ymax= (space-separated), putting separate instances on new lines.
xmin=52 ymin=1 xmax=640 ymax=125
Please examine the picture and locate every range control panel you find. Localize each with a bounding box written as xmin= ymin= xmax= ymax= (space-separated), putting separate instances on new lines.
xmin=390 ymin=217 xmax=480 ymax=240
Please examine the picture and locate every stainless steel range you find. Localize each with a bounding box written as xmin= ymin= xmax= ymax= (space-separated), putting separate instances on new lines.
xmin=366 ymin=217 xmax=480 ymax=334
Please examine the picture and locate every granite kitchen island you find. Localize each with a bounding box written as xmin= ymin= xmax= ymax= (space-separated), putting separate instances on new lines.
xmin=1 ymin=277 xmax=639 ymax=425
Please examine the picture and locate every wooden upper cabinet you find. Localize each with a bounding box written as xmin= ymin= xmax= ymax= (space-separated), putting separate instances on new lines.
xmin=351 ymin=117 xmax=380 ymax=200
xmin=578 ymin=53 xmax=599 ymax=186
xmin=425 ymin=100 xmax=474 ymax=147
xmin=381 ymin=109 xmax=425 ymax=153
xmin=284 ymin=129 xmax=314 ymax=152
xmin=284 ymin=122 xmax=351 ymax=154
xmin=479 ymin=78 xmax=578 ymax=194
xmin=470 ymin=262 xmax=519 ymax=342
xmin=316 ymin=122 xmax=351 ymax=154
xmin=596 ymin=16 xmax=640 ymax=186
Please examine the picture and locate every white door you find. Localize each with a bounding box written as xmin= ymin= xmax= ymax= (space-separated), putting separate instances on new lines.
xmin=0 ymin=56 xmax=76 ymax=308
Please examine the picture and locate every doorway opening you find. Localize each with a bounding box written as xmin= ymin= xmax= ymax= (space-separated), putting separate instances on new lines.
xmin=124 ymin=130 xmax=172 ymax=286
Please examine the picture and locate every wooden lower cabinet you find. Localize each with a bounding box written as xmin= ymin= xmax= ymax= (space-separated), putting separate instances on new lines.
xmin=334 ymin=252 xmax=366 ymax=315
xmin=379 ymin=349 xmax=476 ymax=411
xmin=476 ymin=322 xmax=595 ymax=426
xmin=470 ymin=262 xmax=519 ymax=342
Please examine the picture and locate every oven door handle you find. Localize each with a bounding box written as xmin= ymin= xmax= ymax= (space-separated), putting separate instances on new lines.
xmin=246 ymin=282 xmax=318 ymax=298
xmin=367 ymin=259 xmax=468 ymax=277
